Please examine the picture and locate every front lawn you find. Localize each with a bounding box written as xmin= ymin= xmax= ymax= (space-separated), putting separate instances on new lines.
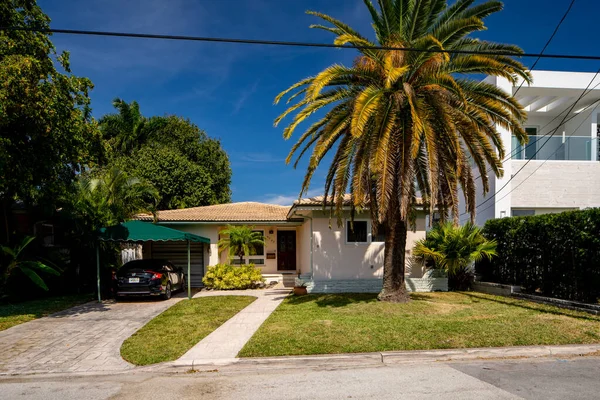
xmin=0 ymin=293 xmax=94 ymax=332
xmin=121 ymin=296 xmax=255 ymax=365
xmin=239 ymin=292 xmax=600 ymax=357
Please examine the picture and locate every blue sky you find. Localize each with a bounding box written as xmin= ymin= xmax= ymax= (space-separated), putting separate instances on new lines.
xmin=40 ymin=0 xmax=599 ymax=205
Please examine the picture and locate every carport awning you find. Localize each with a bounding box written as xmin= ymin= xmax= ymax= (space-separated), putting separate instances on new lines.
xmin=97 ymin=220 xmax=210 ymax=244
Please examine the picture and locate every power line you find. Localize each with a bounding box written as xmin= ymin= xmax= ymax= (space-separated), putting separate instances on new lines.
xmin=476 ymin=99 xmax=600 ymax=217
xmin=514 ymin=0 xmax=576 ymax=97
xmin=465 ymin=67 xmax=600 ymax=217
xmin=2 ymin=26 xmax=600 ymax=61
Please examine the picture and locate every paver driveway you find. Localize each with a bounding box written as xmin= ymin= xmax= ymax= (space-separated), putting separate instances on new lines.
xmin=0 ymin=293 xmax=185 ymax=375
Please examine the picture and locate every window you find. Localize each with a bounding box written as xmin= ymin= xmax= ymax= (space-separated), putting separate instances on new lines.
xmin=512 ymin=127 xmax=538 ymax=160
xmin=230 ymin=230 xmax=265 ymax=265
xmin=346 ymin=220 xmax=368 ymax=243
xmin=512 ymin=209 xmax=535 ymax=217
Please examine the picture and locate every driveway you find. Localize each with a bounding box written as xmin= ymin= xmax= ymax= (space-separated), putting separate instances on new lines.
xmin=0 ymin=293 xmax=185 ymax=375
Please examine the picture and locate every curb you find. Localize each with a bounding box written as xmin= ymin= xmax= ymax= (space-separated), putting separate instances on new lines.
xmin=160 ymin=343 xmax=600 ymax=373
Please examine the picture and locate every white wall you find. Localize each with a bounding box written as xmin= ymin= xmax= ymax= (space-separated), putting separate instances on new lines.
xmin=310 ymin=211 xmax=427 ymax=280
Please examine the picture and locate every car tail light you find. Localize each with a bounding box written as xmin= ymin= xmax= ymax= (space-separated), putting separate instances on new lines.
xmin=151 ymin=273 xmax=163 ymax=280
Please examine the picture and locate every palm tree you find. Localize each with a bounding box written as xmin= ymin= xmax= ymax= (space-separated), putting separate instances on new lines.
xmin=413 ymin=222 xmax=496 ymax=289
xmin=99 ymin=98 xmax=147 ymax=155
xmin=0 ymin=237 xmax=60 ymax=294
xmin=275 ymin=0 xmax=530 ymax=302
xmin=218 ymin=225 xmax=265 ymax=265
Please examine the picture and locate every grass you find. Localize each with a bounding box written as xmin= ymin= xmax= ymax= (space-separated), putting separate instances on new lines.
xmin=239 ymin=292 xmax=600 ymax=357
xmin=121 ymin=296 xmax=256 ymax=365
xmin=0 ymin=293 xmax=94 ymax=332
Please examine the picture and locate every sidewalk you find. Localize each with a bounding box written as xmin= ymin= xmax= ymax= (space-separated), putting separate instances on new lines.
xmin=176 ymin=288 xmax=290 ymax=363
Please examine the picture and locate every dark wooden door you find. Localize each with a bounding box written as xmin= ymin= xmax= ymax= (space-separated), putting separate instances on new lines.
xmin=277 ymin=231 xmax=296 ymax=271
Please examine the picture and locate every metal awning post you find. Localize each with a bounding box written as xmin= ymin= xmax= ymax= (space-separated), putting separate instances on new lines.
xmin=187 ymin=240 xmax=191 ymax=300
xmin=96 ymin=245 xmax=101 ymax=303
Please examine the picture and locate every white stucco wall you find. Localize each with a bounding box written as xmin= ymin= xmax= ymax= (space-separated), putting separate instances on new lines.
xmin=310 ymin=211 xmax=427 ymax=280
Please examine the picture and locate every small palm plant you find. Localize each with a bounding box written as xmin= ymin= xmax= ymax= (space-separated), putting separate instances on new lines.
xmin=414 ymin=222 xmax=496 ymax=290
xmin=0 ymin=236 xmax=60 ymax=294
xmin=218 ymin=225 xmax=265 ymax=265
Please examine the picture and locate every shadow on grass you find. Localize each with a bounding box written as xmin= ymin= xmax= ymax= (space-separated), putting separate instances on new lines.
xmin=460 ymin=292 xmax=600 ymax=322
xmin=286 ymin=293 xmax=378 ymax=308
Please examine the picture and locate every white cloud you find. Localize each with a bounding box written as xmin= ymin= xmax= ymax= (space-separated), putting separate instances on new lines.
xmin=240 ymin=152 xmax=286 ymax=163
xmin=261 ymin=188 xmax=323 ymax=206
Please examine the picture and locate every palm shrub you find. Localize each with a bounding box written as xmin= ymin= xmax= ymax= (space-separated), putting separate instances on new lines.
xmin=202 ymin=264 xmax=264 ymax=290
xmin=218 ymin=225 xmax=265 ymax=265
xmin=274 ymin=0 xmax=530 ymax=302
xmin=414 ymin=222 xmax=496 ymax=290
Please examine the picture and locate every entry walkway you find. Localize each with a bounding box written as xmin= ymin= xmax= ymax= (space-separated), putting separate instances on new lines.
xmin=178 ymin=289 xmax=289 ymax=363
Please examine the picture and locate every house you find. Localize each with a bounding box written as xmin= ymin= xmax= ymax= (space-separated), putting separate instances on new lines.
xmin=460 ymin=70 xmax=600 ymax=225
xmin=135 ymin=195 xmax=448 ymax=293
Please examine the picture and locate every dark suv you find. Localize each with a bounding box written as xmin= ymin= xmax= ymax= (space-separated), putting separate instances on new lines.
xmin=115 ymin=259 xmax=185 ymax=300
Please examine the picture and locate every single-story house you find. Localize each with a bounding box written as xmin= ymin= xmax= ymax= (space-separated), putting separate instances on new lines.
xmin=134 ymin=195 xmax=448 ymax=293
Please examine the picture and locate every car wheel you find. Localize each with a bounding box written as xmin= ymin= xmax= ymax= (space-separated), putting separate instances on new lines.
xmin=162 ymin=282 xmax=172 ymax=300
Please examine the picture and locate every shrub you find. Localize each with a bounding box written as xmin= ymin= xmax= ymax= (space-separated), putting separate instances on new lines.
xmin=414 ymin=222 xmax=496 ymax=290
xmin=478 ymin=208 xmax=600 ymax=303
xmin=202 ymin=263 xmax=264 ymax=290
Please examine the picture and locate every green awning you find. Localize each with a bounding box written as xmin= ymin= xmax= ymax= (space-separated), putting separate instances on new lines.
xmin=97 ymin=220 xmax=210 ymax=244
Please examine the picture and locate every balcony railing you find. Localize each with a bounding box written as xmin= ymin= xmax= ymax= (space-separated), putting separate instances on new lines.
xmin=511 ymin=135 xmax=597 ymax=161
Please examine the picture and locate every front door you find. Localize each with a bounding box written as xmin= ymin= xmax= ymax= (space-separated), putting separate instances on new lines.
xmin=277 ymin=230 xmax=296 ymax=271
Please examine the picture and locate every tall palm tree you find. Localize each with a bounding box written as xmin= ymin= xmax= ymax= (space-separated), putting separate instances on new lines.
xmin=218 ymin=225 xmax=265 ymax=265
xmin=275 ymin=0 xmax=530 ymax=302
xmin=99 ymin=98 xmax=147 ymax=155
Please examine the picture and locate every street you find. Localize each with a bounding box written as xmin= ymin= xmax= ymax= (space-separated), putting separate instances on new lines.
xmin=1 ymin=356 xmax=599 ymax=400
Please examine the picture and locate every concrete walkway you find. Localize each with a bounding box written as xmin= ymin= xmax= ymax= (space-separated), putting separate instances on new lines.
xmin=178 ymin=289 xmax=290 ymax=363
xmin=0 ymin=293 xmax=185 ymax=375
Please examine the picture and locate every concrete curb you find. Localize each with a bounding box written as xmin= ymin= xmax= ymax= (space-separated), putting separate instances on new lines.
xmin=160 ymin=343 xmax=600 ymax=373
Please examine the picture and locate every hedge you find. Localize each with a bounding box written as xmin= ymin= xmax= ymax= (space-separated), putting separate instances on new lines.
xmin=477 ymin=208 xmax=600 ymax=303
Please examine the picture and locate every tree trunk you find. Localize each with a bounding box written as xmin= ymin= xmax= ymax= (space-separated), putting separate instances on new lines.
xmin=378 ymin=201 xmax=411 ymax=303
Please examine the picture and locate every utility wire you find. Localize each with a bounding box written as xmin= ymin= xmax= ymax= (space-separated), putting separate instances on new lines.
xmin=476 ymin=99 xmax=600 ymax=217
xmin=2 ymin=26 xmax=600 ymax=61
xmin=513 ymin=0 xmax=576 ymax=97
xmin=464 ymin=67 xmax=600 ymax=217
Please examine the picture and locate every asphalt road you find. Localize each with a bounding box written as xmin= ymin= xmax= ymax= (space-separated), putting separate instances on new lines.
xmin=1 ymin=357 xmax=599 ymax=400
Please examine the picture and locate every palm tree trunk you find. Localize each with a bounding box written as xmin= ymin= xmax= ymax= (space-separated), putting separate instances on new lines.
xmin=378 ymin=197 xmax=410 ymax=303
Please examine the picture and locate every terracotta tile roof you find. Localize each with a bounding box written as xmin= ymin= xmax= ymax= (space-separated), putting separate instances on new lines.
xmin=136 ymin=202 xmax=291 ymax=222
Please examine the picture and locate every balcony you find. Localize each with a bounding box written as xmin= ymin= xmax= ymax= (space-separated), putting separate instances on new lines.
xmin=511 ymin=135 xmax=597 ymax=161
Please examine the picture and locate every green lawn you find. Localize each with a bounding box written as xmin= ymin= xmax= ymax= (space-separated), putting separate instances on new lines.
xmin=0 ymin=294 xmax=94 ymax=332
xmin=121 ymin=296 xmax=256 ymax=365
xmin=239 ymin=292 xmax=600 ymax=357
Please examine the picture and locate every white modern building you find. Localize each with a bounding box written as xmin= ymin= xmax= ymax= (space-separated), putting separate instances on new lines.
xmin=461 ymin=70 xmax=600 ymax=225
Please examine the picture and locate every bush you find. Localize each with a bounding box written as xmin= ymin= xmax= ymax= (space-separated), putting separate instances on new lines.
xmin=478 ymin=208 xmax=600 ymax=303
xmin=202 ymin=264 xmax=264 ymax=290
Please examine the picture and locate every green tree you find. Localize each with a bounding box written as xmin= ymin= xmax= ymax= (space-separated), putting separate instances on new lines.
xmin=275 ymin=0 xmax=530 ymax=302
xmin=0 ymin=236 xmax=60 ymax=295
xmin=414 ymin=222 xmax=496 ymax=290
xmin=0 ymin=0 xmax=100 ymax=241
xmin=100 ymin=109 xmax=232 ymax=208
xmin=217 ymin=225 xmax=265 ymax=265
xmin=99 ymin=98 xmax=147 ymax=156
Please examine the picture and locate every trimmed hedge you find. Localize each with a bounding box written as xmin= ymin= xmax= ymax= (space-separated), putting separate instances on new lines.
xmin=202 ymin=264 xmax=264 ymax=290
xmin=477 ymin=209 xmax=600 ymax=303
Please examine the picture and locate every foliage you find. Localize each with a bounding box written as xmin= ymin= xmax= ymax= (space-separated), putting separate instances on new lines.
xmin=0 ymin=293 xmax=93 ymax=331
xmin=202 ymin=264 xmax=265 ymax=290
xmin=414 ymin=222 xmax=496 ymax=290
xmin=99 ymin=104 xmax=231 ymax=209
xmin=121 ymin=296 xmax=256 ymax=365
xmin=240 ymin=292 xmax=600 ymax=357
xmin=274 ymin=0 xmax=529 ymax=301
xmin=217 ymin=225 xmax=265 ymax=265
xmin=0 ymin=0 xmax=101 ymax=240
xmin=0 ymin=236 xmax=60 ymax=294
xmin=479 ymin=209 xmax=600 ymax=303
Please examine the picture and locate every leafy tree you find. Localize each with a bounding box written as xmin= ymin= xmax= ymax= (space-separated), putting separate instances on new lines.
xmin=414 ymin=222 xmax=496 ymax=290
xmin=217 ymin=225 xmax=265 ymax=265
xmin=100 ymin=108 xmax=232 ymax=209
xmin=0 ymin=0 xmax=101 ymax=241
xmin=0 ymin=236 xmax=60 ymax=295
xmin=275 ymin=0 xmax=530 ymax=302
